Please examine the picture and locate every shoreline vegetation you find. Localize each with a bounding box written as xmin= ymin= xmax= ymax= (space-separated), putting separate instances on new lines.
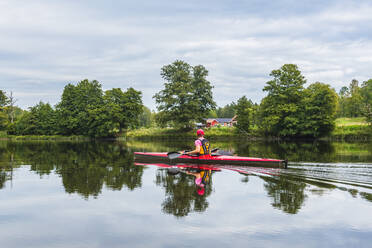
xmin=1 ymin=118 xmax=370 ymax=141
xmin=1 ymin=62 xmax=371 ymax=140
xmin=125 ymin=121 xmax=371 ymax=141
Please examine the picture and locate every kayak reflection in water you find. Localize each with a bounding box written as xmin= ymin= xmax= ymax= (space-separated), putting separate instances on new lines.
xmin=185 ymin=129 xmax=210 ymax=156
xmin=184 ymin=169 xmax=212 ymax=195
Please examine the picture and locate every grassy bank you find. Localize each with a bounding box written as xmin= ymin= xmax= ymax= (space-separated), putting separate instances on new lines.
xmin=1 ymin=118 xmax=370 ymax=141
xmin=127 ymin=118 xmax=371 ymax=141
xmin=126 ymin=126 xmax=240 ymax=140
xmin=0 ymin=132 xmax=89 ymax=141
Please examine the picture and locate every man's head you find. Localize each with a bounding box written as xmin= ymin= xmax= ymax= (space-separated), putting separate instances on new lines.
xmin=196 ymin=129 xmax=204 ymax=137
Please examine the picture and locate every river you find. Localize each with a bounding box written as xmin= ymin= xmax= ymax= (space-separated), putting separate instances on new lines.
xmin=0 ymin=139 xmax=371 ymax=247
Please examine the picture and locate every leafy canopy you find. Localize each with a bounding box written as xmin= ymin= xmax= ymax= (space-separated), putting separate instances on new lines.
xmin=260 ymin=64 xmax=306 ymax=136
xmin=154 ymin=60 xmax=216 ymax=129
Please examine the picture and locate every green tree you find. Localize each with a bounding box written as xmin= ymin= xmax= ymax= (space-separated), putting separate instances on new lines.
xmin=337 ymin=80 xmax=364 ymax=117
xmin=139 ymin=106 xmax=152 ymax=127
xmin=259 ymin=64 xmax=306 ymax=137
xmin=14 ymin=102 xmax=56 ymax=135
xmin=87 ymin=88 xmax=143 ymax=137
xmin=235 ymin=96 xmax=253 ymax=134
xmin=361 ymin=79 xmax=372 ymax=124
xmin=216 ymin=102 xmax=236 ymax=118
xmin=0 ymin=90 xmax=9 ymax=108
xmin=153 ymin=60 xmax=216 ymax=129
xmin=0 ymin=90 xmax=9 ymax=130
xmin=301 ymin=82 xmax=338 ymax=137
xmin=56 ymin=79 xmax=104 ymax=136
xmin=347 ymin=79 xmax=363 ymax=117
xmin=337 ymin=86 xmax=349 ymax=117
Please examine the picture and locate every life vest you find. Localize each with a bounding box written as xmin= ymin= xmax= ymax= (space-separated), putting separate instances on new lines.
xmin=199 ymin=138 xmax=210 ymax=155
xmin=200 ymin=170 xmax=211 ymax=185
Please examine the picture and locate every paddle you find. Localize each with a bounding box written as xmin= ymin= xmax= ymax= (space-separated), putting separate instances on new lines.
xmin=211 ymin=150 xmax=233 ymax=156
xmin=168 ymin=148 xmax=220 ymax=159
xmin=167 ymin=151 xmax=183 ymax=159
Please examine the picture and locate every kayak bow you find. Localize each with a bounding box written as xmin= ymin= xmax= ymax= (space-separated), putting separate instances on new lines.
xmin=134 ymin=152 xmax=287 ymax=168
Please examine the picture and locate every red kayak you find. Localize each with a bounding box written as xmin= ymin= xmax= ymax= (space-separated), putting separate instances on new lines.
xmin=134 ymin=152 xmax=287 ymax=168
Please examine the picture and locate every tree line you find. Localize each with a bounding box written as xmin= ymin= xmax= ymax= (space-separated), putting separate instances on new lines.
xmin=1 ymin=60 xmax=371 ymax=138
xmin=151 ymin=61 xmax=371 ymax=138
xmin=0 ymin=80 xmax=143 ymax=137
xmin=214 ymin=67 xmax=372 ymax=137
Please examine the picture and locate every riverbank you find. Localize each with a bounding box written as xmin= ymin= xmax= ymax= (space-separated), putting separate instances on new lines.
xmin=126 ymin=118 xmax=372 ymax=141
xmin=1 ymin=118 xmax=370 ymax=141
xmin=0 ymin=132 xmax=89 ymax=141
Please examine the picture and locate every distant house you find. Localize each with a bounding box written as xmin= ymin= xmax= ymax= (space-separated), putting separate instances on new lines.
xmin=206 ymin=115 xmax=237 ymax=127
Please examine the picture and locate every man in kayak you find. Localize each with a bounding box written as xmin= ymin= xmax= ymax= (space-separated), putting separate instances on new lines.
xmin=185 ymin=129 xmax=210 ymax=156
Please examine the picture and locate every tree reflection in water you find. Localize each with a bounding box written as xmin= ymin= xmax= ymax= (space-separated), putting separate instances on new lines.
xmin=0 ymin=141 xmax=144 ymax=198
xmin=1 ymin=140 xmax=372 ymax=214
xmin=155 ymin=169 xmax=213 ymax=217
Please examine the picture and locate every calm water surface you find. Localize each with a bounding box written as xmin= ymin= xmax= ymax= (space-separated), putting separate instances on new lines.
xmin=0 ymin=140 xmax=371 ymax=248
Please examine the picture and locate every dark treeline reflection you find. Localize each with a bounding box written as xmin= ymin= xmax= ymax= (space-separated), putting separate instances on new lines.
xmin=1 ymin=140 xmax=371 ymax=216
xmin=129 ymin=139 xmax=372 ymax=163
xmin=0 ymin=141 xmax=143 ymax=198
xmin=155 ymin=169 xmax=213 ymax=217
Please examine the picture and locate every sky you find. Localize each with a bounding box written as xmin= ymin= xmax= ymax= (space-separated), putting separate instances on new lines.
xmin=1 ymin=0 xmax=372 ymax=110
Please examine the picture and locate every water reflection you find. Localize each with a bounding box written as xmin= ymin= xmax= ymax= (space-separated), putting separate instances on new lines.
xmin=0 ymin=140 xmax=371 ymax=217
xmin=156 ymin=168 xmax=213 ymax=217
xmin=0 ymin=141 xmax=144 ymax=198
xmin=127 ymin=139 xmax=372 ymax=163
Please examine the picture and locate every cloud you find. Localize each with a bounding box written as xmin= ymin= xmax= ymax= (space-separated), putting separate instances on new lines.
xmin=0 ymin=0 xmax=372 ymax=109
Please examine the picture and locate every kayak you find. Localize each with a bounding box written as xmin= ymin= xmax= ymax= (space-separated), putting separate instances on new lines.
xmin=135 ymin=162 xmax=281 ymax=176
xmin=134 ymin=152 xmax=288 ymax=168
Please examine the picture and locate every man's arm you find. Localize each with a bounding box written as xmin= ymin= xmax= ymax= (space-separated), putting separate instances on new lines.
xmin=187 ymin=145 xmax=200 ymax=155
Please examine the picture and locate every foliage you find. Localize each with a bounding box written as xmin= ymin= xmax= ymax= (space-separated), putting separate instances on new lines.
xmin=0 ymin=90 xmax=9 ymax=108
xmin=337 ymin=79 xmax=364 ymax=117
xmin=216 ymin=102 xmax=236 ymax=118
xmin=153 ymin=60 xmax=216 ymax=129
xmin=361 ymin=79 xmax=372 ymax=124
xmin=301 ymin=82 xmax=338 ymax=137
xmin=56 ymin=79 xmax=104 ymax=136
xmin=86 ymin=88 xmax=143 ymax=137
xmin=138 ymin=106 xmax=153 ymax=128
xmin=259 ymin=64 xmax=306 ymax=136
xmin=55 ymin=80 xmax=143 ymax=137
xmin=235 ymin=96 xmax=253 ymax=134
xmin=0 ymin=90 xmax=9 ymax=130
xmin=10 ymin=102 xmax=57 ymax=135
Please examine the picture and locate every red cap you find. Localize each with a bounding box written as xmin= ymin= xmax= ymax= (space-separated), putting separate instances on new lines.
xmin=197 ymin=187 xmax=205 ymax=196
xmin=196 ymin=129 xmax=204 ymax=136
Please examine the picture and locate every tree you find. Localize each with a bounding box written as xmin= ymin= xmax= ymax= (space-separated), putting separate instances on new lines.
xmin=347 ymin=79 xmax=363 ymax=117
xmin=56 ymin=79 xmax=104 ymax=135
xmin=0 ymin=90 xmax=9 ymax=130
xmin=361 ymin=79 xmax=372 ymax=124
xmin=14 ymin=102 xmax=56 ymax=135
xmin=235 ymin=96 xmax=253 ymax=134
xmin=7 ymin=91 xmax=18 ymax=124
xmin=337 ymin=86 xmax=349 ymax=117
xmin=87 ymin=88 xmax=143 ymax=137
xmin=216 ymin=102 xmax=236 ymax=118
xmin=259 ymin=64 xmax=306 ymax=136
xmin=153 ymin=60 xmax=216 ymax=129
xmin=337 ymin=80 xmax=364 ymax=117
xmin=139 ymin=106 xmax=152 ymax=128
xmin=301 ymin=82 xmax=338 ymax=137
xmin=0 ymin=90 xmax=9 ymax=108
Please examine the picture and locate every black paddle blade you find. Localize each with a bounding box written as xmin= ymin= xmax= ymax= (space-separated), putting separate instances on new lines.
xmin=167 ymin=167 xmax=181 ymax=175
xmin=167 ymin=151 xmax=182 ymax=159
xmin=211 ymin=150 xmax=233 ymax=156
xmin=211 ymin=148 xmax=219 ymax=153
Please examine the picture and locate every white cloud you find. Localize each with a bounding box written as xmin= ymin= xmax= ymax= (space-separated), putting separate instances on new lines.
xmin=0 ymin=0 xmax=372 ymax=109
